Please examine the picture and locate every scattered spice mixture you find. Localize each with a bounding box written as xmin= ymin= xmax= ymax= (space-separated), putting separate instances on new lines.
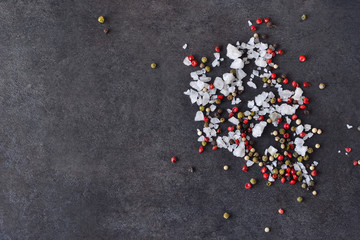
xmin=183 ymin=17 xmax=321 ymax=195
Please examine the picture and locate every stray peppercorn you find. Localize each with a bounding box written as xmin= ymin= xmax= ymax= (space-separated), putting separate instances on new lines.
xmin=223 ymin=165 xmax=229 ymax=171
xmin=151 ymin=63 xmax=157 ymax=69
xmin=201 ymin=57 xmax=208 ymax=63
xmin=104 ymin=28 xmax=109 ymax=34
xmin=301 ymin=14 xmax=307 ymax=21
xmin=250 ymin=178 xmax=257 ymax=185
xmin=205 ymin=66 xmax=211 ymax=72
xmin=98 ymin=16 xmax=105 ymax=23
xmin=199 ymin=63 xmax=205 ymax=68
xmin=297 ymin=196 xmax=303 ymax=202
xmin=223 ymin=212 xmax=230 ymax=219
xmin=319 ymin=83 xmax=325 ymax=89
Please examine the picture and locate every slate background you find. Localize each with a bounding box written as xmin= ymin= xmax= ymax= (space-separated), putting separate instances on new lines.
xmin=0 ymin=0 xmax=359 ymax=239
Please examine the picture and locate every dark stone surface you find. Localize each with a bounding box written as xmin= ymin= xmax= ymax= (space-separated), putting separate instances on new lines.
xmin=0 ymin=0 xmax=359 ymax=239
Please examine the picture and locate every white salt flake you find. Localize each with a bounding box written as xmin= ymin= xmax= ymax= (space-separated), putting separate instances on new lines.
xmin=194 ymin=111 xmax=204 ymax=121
xmin=229 ymin=117 xmax=240 ymax=125
xmin=183 ymin=57 xmax=191 ymax=66
xmin=230 ymin=58 xmax=244 ymax=69
xmin=183 ymin=43 xmax=188 ymax=49
xmin=226 ymin=44 xmax=242 ymax=59
xmin=346 ymin=124 xmax=353 ymax=129
xmin=252 ymin=122 xmax=267 ymax=138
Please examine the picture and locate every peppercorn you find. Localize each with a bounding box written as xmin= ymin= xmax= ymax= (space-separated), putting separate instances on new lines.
xmin=304 ymin=110 xmax=310 ymax=115
xmin=204 ymin=122 xmax=209 ymax=127
xmin=264 ymin=227 xmax=270 ymax=233
xmin=220 ymin=118 xmax=225 ymax=123
xmin=254 ymin=33 xmax=259 ymax=38
xmin=262 ymin=77 xmax=268 ymax=83
xmin=309 ymin=181 xmax=315 ymax=187
xmin=277 ymin=78 xmax=282 ymax=83
xmin=261 ymin=34 xmax=268 ymax=39
xmin=237 ymin=112 xmax=244 ymax=119
xmin=250 ymin=178 xmax=257 ymax=185
xmin=199 ymin=106 xmax=205 ymax=111
xmin=312 ymin=190 xmax=317 ymax=196
xmin=188 ymin=167 xmax=194 ymax=173
xmin=285 ymin=160 xmax=291 ymax=166
xmin=201 ymin=57 xmax=208 ymax=63
xmin=297 ymin=196 xmax=303 ymax=202
xmin=278 ymin=208 xmax=284 ymax=215
xmin=273 ymin=64 xmax=279 ymax=69
xmin=304 ymin=155 xmax=309 ymax=161
xmin=279 ymin=169 xmax=285 ymax=175
xmin=205 ymin=66 xmax=211 ymax=72
xmin=217 ymin=109 xmax=223 ymax=114
xmin=236 ymin=125 xmax=241 ymax=130
xmin=216 ymin=99 xmax=221 ymax=104
xmin=151 ymin=63 xmax=157 ymax=69
xmin=357 ymin=126 xmax=360 ymax=131
xmin=307 ymin=148 xmax=314 ymax=154
xmin=270 ymin=97 xmax=276 ymax=104
xmin=311 ymin=128 xmax=318 ymax=133
xmin=290 ymin=126 xmax=296 ymax=132
xmin=299 ymin=55 xmax=306 ymax=62
xmin=244 ymin=156 xmax=250 ymax=161
xmin=104 ymin=28 xmax=109 ymax=34
xmin=223 ymin=165 xmax=229 ymax=171
xmin=98 ymin=16 xmax=105 ymax=23
xmin=258 ymin=162 xmax=263 ymax=167
xmin=296 ymin=119 xmax=301 ymax=125
xmin=223 ymin=212 xmax=230 ymax=219
xmin=266 ymin=22 xmax=273 ymax=28
xmin=272 ymin=169 xmax=279 ymax=174
xmin=247 ymin=115 xmax=252 ymax=120
xmin=317 ymin=129 xmax=322 ymax=134
xmin=232 ymin=92 xmax=237 ymax=97
xmin=274 ymin=136 xmax=280 ymax=142
xmin=319 ymin=83 xmax=325 ymax=89
xmin=199 ymin=63 xmax=205 ymax=68
xmin=202 ymin=141 xmax=207 ymax=147
xmin=266 ymin=182 xmax=272 ymax=186
xmin=262 ymin=156 xmax=268 ymax=162
xmin=301 ymin=14 xmax=307 ymax=21
xmin=227 ymin=95 xmax=233 ymax=101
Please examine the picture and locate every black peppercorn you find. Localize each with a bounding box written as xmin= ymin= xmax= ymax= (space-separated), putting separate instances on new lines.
xmin=217 ymin=109 xmax=223 ymax=114
xmin=229 ymin=139 xmax=235 ymax=145
xmin=281 ymin=74 xmax=287 ymax=79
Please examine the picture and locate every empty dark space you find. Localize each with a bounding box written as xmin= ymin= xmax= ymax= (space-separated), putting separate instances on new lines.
xmin=0 ymin=0 xmax=359 ymax=239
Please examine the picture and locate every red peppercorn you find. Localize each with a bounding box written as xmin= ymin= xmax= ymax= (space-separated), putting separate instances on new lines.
xmin=290 ymin=169 xmax=296 ymax=175
xmin=267 ymin=48 xmax=273 ymax=54
xmin=299 ymin=132 xmax=306 ymax=138
xmin=287 ymin=98 xmax=293 ymax=104
xmin=247 ymin=128 xmax=252 ymax=133
xmin=245 ymin=183 xmax=252 ymax=189
xmin=278 ymin=155 xmax=284 ymax=161
xmin=250 ymin=26 xmax=256 ymax=31
xmin=281 ymin=177 xmax=285 ymax=183
xmin=283 ymin=133 xmax=289 ymax=139
xmin=284 ymin=123 xmax=290 ymax=129
xmin=264 ymin=17 xmax=270 ymax=23
xmin=311 ymin=170 xmax=317 ymax=176
xmin=271 ymin=52 xmax=276 ymax=57
xmin=204 ymin=117 xmax=209 ymax=123
xmin=229 ymin=112 xmax=234 ymax=118
xmin=216 ymin=129 xmax=221 ymax=134
xmin=287 ymin=152 xmax=292 ymax=158
xmin=292 ymin=81 xmax=299 ymax=88
xmin=303 ymin=82 xmax=311 ymax=87
xmin=271 ymin=73 xmax=276 ymax=79
xmin=299 ymin=104 xmax=306 ymax=109
xmin=291 ymin=114 xmax=297 ymax=120
xmin=272 ymin=174 xmax=278 ymax=179
xmin=242 ymin=165 xmax=248 ymax=172
xmin=278 ymin=208 xmax=284 ymax=214
xmin=215 ymin=46 xmax=221 ymax=52
xmin=261 ymin=167 xmax=267 ymax=173
xmin=299 ymin=55 xmax=306 ymax=62
xmin=290 ymin=180 xmax=296 ymax=185
xmin=171 ymin=156 xmax=177 ymax=163
xmin=289 ymin=144 xmax=295 ymax=149
xmin=277 ymin=49 xmax=284 ymax=55
xmin=199 ymin=146 xmax=204 ymax=153
xmin=241 ymin=133 xmax=246 ymax=138
xmin=303 ymin=97 xmax=309 ymax=104
xmin=263 ymin=173 xmax=269 ymax=179
xmin=292 ymin=175 xmax=298 ymax=181
xmin=246 ymin=145 xmax=252 ymax=150
xmin=286 ymin=168 xmax=291 ymax=173
xmin=282 ymin=78 xmax=288 ymax=84
xmin=212 ymin=145 xmax=218 ymax=151
xmin=235 ymin=139 xmax=240 ymax=145
xmin=256 ymin=18 xmax=263 ymax=24
xmin=188 ymin=55 xmax=194 ymax=61
xmin=266 ymin=58 xmax=272 ymax=64
xmin=277 ymin=98 xmax=282 ymax=103
xmin=285 ymin=172 xmax=290 ymax=177
xmin=243 ymin=119 xmax=249 ymax=124
xmin=204 ymin=137 xmax=209 ymax=142
xmin=345 ymin=148 xmax=352 ymax=153
xmin=232 ymin=107 xmax=239 ymax=113
xmin=244 ymin=140 xmax=249 ymax=146
xmin=258 ymin=115 xmax=264 ymax=121
xmin=277 ymin=117 xmax=282 ymax=123
xmin=191 ymin=60 xmax=198 ymax=67
xmin=353 ymin=160 xmax=358 ymax=166
xmin=209 ymin=84 xmax=215 ymax=89
xmin=228 ymin=126 xmax=235 ymax=132
xmin=217 ymin=95 xmax=224 ymax=100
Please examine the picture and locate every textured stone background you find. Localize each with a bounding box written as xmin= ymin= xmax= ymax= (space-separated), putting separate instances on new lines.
xmin=0 ymin=0 xmax=359 ymax=239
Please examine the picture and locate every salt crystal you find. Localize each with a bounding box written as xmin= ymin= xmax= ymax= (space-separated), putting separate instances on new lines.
xmin=248 ymin=100 xmax=255 ymax=108
xmin=183 ymin=43 xmax=187 ymax=49
xmin=296 ymin=125 xmax=304 ymax=135
xmin=278 ymin=104 xmax=298 ymax=115
xmin=304 ymin=124 xmax=312 ymax=131
xmin=248 ymin=20 xmax=252 ymax=26
xmin=194 ymin=111 xmax=204 ymax=121
xmin=197 ymin=136 xmax=204 ymax=142
xmin=268 ymin=146 xmax=278 ymax=155
xmin=236 ymin=69 xmax=247 ymax=80
xmin=230 ymin=58 xmax=244 ymax=69
xmin=226 ymin=44 xmax=242 ymax=59
xmin=313 ymin=161 xmax=318 ymax=166
xmin=233 ymin=142 xmax=246 ymax=157
xmin=255 ymin=57 xmax=267 ymax=67
xmin=292 ymin=88 xmax=303 ymax=101
xmin=223 ymin=73 xmax=235 ymax=84
xmin=229 ymin=117 xmax=240 ymax=125
xmin=346 ymin=124 xmax=353 ymax=129
xmin=212 ymin=59 xmax=220 ymax=67
xmin=199 ymin=76 xmax=211 ymax=82
xmin=247 ymin=81 xmax=257 ymax=89
xmin=210 ymin=117 xmax=220 ymax=124
xmin=246 ymin=160 xmax=254 ymax=167
xmin=252 ymin=122 xmax=267 ymax=138
xmin=183 ymin=57 xmax=191 ymax=66
xmin=214 ymin=77 xmax=224 ymax=90
xmin=210 ymin=105 xmax=216 ymax=112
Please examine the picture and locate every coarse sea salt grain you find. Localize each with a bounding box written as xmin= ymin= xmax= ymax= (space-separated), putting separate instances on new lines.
xmin=226 ymin=44 xmax=242 ymax=59
xmin=346 ymin=124 xmax=353 ymax=129
xmin=194 ymin=111 xmax=204 ymax=121
xmin=252 ymin=122 xmax=267 ymax=138
xmin=183 ymin=43 xmax=188 ymax=49
xmin=183 ymin=57 xmax=192 ymax=66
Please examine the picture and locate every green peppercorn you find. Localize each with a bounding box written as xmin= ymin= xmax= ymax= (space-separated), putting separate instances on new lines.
xmin=202 ymin=141 xmax=207 ymax=146
xmin=205 ymin=66 xmax=211 ymax=72
xmin=249 ymin=152 xmax=254 ymax=157
xmin=204 ymin=122 xmax=209 ymax=127
xmin=279 ymin=169 xmax=285 ymax=175
xmin=301 ymin=14 xmax=307 ymax=21
xmin=290 ymin=126 xmax=296 ymax=132
xmin=230 ymin=69 xmax=236 ymax=76
xmin=309 ymin=181 xmax=315 ymax=187
xmin=276 ymin=78 xmax=282 ymax=83
xmin=201 ymin=57 xmax=208 ymax=63
xmin=285 ymin=160 xmax=291 ymax=166
xmin=253 ymin=157 xmax=259 ymax=163
xmin=304 ymin=155 xmax=309 ymax=161
xmin=250 ymin=178 xmax=257 ymax=185
xmin=279 ymin=129 xmax=285 ymax=135
xmin=297 ymin=156 xmax=303 ymax=162
xmin=199 ymin=106 xmax=205 ymax=111
xmin=250 ymin=111 xmax=256 ymax=117
xmin=296 ymin=171 xmax=302 ymax=176
xmin=151 ymin=63 xmax=157 ymax=69
xmin=270 ymin=97 xmax=276 ymax=104
xmin=254 ymin=152 xmax=259 ymax=157
xmin=272 ymin=169 xmax=279 ymax=174
xmin=237 ymin=112 xmax=244 ymax=119
xmin=215 ymin=99 xmax=221 ymax=104
xmin=298 ymin=176 xmax=303 ymax=181
xmin=297 ymin=196 xmax=303 ymax=202
xmin=266 ymin=181 xmax=272 ymax=186
xmin=262 ymin=77 xmax=268 ymax=83
xmin=279 ymin=138 xmax=285 ymax=144
xmin=220 ymin=118 xmax=225 ymax=123
xmin=301 ymin=183 xmax=307 ymax=189
xmin=262 ymin=156 xmax=268 ymax=162
xmin=274 ymin=153 xmax=280 ymax=158
xmin=285 ymin=144 xmax=290 ymax=150
xmin=293 ymin=152 xmax=298 ymax=158
xmin=236 ymin=124 xmax=241 ymax=130
xmin=307 ymin=147 xmax=314 ymax=154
